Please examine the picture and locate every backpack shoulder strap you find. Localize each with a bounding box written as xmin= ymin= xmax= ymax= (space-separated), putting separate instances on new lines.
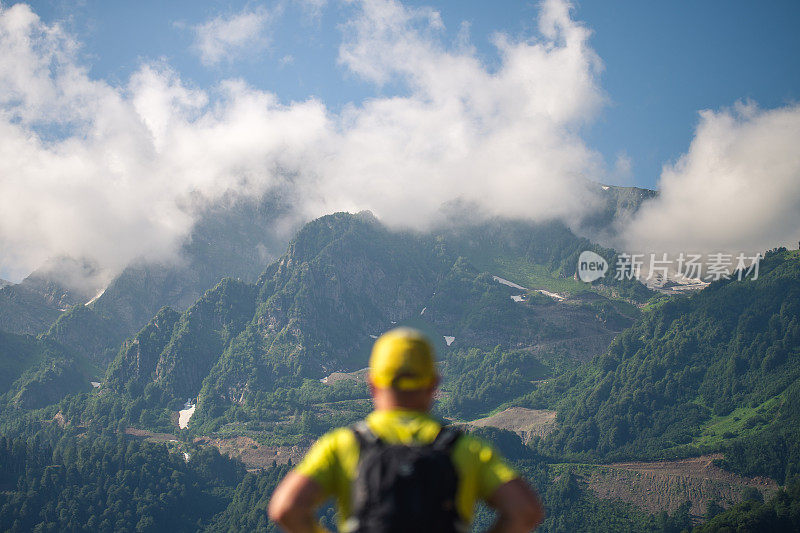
xmin=350 ymin=419 xmax=382 ymax=450
xmin=431 ymin=425 xmax=462 ymax=452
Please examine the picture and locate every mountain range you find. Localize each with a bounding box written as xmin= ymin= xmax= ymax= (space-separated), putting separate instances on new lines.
xmin=93 ymin=210 xmax=646 ymax=437
xmin=4 ymin=184 xmax=796 ymax=531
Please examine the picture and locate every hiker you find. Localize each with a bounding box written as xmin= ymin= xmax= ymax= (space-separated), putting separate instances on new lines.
xmin=269 ymin=327 xmax=545 ymax=532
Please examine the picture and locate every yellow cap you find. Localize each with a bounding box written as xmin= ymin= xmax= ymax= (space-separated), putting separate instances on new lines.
xmin=369 ymin=327 xmax=437 ymax=390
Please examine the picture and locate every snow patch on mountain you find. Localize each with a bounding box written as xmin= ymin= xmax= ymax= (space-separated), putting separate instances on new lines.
xmin=537 ymin=289 xmax=565 ymax=301
xmin=85 ymin=288 xmax=106 ymax=306
xmin=178 ymin=402 xmax=196 ymax=429
xmin=492 ymin=276 xmax=529 ymax=291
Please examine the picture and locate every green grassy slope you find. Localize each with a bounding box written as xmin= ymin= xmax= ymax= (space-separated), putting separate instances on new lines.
xmin=528 ymin=249 xmax=800 ymax=481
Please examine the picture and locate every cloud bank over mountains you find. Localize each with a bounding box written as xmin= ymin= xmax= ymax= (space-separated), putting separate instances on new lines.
xmin=621 ymin=102 xmax=800 ymax=255
xmin=0 ymin=0 xmax=798 ymax=284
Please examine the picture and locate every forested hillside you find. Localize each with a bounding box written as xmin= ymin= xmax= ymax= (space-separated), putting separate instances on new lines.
xmin=0 ymin=427 xmax=245 ymax=532
xmin=530 ymin=249 xmax=800 ymax=482
xmin=0 ymin=330 xmax=97 ymax=411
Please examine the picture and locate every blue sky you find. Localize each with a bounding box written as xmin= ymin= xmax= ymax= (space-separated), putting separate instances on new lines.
xmin=2 ymin=0 xmax=800 ymax=282
xmin=23 ymin=0 xmax=800 ymax=189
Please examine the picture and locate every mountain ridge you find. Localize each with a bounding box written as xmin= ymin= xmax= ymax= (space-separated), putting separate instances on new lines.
xmin=86 ymin=211 xmax=647 ymax=437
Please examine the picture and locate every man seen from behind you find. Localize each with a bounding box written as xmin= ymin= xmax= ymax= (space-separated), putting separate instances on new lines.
xmin=269 ymin=327 xmax=545 ymax=532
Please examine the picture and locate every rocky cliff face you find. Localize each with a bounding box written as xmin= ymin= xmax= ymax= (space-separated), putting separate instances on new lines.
xmin=253 ymin=211 xmax=447 ymax=368
xmin=106 ymin=307 xmax=181 ymax=397
xmin=153 ymin=279 xmax=256 ymax=400
xmin=188 ymin=212 xmax=449 ymax=409
xmin=106 ymin=279 xmax=256 ymax=401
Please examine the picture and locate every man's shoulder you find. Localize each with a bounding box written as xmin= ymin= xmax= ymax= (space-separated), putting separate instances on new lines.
xmin=294 ymin=426 xmax=360 ymax=487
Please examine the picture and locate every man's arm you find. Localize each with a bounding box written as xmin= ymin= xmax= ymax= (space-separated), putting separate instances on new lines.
xmin=485 ymin=478 xmax=545 ymax=532
xmin=268 ymin=471 xmax=329 ymax=533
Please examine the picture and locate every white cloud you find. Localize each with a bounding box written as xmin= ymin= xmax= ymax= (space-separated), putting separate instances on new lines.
xmin=610 ymin=152 xmax=633 ymax=184
xmin=192 ymin=7 xmax=273 ymax=66
xmin=312 ymin=0 xmax=606 ymax=228
xmin=0 ymin=3 xmax=325 ymax=283
xmin=20 ymin=0 xmax=796 ymax=287
xmin=621 ymin=102 xmax=800 ymax=255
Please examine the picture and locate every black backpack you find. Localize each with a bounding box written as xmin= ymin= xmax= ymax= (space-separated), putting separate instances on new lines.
xmin=346 ymin=420 xmax=466 ymax=533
